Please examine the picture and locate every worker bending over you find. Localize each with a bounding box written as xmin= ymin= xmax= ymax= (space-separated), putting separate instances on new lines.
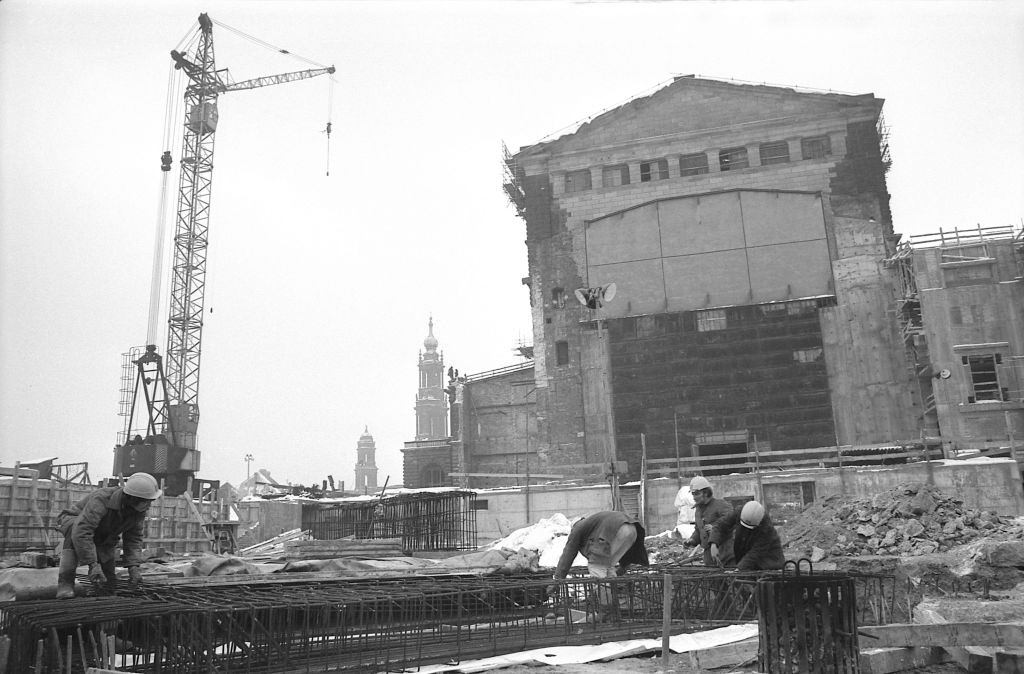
xmin=684 ymin=476 xmax=735 ymax=567
xmin=709 ymin=500 xmax=785 ymax=571
xmin=55 ymin=472 xmax=162 ymax=599
xmin=553 ymin=510 xmax=649 ymax=580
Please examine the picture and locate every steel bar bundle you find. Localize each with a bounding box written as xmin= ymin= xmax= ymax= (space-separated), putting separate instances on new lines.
xmin=0 ymin=567 xmax=900 ymax=673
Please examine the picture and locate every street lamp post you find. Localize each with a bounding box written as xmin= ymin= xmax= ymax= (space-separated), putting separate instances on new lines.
xmin=575 ymin=283 xmax=622 ymax=511
xmin=244 ymin=453 xmax=254 ymax=482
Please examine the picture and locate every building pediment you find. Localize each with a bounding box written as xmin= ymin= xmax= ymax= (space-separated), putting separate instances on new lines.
xmin=519 ymin=76 xmax=880 ymax=159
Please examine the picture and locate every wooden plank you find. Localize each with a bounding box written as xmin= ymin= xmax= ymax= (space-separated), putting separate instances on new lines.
xmin=688 ymin=636 xmax=759 ymax=670
xmin=859 ymin=623 xmax=1024 ymax=649
xmin=859 ymin=647 xmax=952 ymax=674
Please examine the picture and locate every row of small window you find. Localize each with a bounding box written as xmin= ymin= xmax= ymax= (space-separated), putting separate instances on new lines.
xmin=696 ymin=300 xmax=819 ymax=332
xmin=565 ymin=136 xmax=833 ymax=193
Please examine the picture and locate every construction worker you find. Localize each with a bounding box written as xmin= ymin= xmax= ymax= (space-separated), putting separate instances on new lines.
xmin=683 ymin=476 xmax=735 ymax=567
xmin=709 ymin=500 xmax=785 ymax=571
xmin=54 ymin=472 xmax=162 ymax=599
xmin=548 ymin=510 xmax=649 ymax=622
xmin=552 ymin=510 xmax=649 ymax=581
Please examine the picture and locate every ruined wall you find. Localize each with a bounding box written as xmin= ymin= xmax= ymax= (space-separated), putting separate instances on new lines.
xmin=462 ymin=366 xmax=538 ymax=488
xmin=913 ymin=238 xmax=1024 ymax=448
xmin=514 ymin=78 xmax=897 ymax=474
xmin=821 ymin=196 xmax=919 ymax=444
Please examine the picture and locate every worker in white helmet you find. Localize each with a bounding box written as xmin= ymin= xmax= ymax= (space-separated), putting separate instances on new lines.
xmin=708 ymin=500 xmax=785 ymax=571
xmin=54 ymin=472 xmax=162 ymax=598
xmin=683 ymin=475 xmax=735 ymax=567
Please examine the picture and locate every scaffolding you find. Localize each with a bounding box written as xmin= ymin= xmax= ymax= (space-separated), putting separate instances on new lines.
xmin=0 ymin=566 xmax=902 ymax=673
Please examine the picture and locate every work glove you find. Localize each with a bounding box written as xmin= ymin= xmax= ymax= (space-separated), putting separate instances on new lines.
xmin=709 ymin=543 xmax=721 ymax=566
xmin=87 ymin=562 xmax=106 ymax=586
xmin=128 ymin=566 xmax=143 ymax=586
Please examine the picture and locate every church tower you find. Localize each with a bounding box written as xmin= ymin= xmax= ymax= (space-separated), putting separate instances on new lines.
xmin=354 ymin=427 xmax=378 ymax=492
xmin=415 ymin=317 xmax=448 ymax=440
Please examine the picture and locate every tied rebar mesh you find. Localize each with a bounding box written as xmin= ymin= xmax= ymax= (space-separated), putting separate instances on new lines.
xmin=756 ymin=561 xmax=861 ymax=674
xmin=1 ymin=566 xmax=901 ymax=673
xmin=302 ymin=490 xmax=477 ymax=551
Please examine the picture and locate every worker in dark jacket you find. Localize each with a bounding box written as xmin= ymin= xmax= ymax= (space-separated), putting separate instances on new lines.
xmin=552 ymin=510 xmax=649 ymax=580
xmin=54 ymin=472 xmax=162 ymax=598
xmin=709 ymin=500 xmax=785 ymax=571
xmin=684 ymin=476 xmax=735 ymax=567
xmin=549 ymin=510 xmax=649 ymax=622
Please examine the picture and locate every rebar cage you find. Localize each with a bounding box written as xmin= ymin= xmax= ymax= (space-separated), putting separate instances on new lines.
xmin=0 ymin=566 xmax=902 ymax=673
xmin=301 ymin=491 xmax=477 ymax=551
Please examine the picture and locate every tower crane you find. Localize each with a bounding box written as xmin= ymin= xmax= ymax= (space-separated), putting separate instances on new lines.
xmin=113 ymin=13 xmax=334 ymax=495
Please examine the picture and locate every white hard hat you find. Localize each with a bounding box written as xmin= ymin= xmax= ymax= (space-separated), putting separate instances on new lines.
xmin=123 ymin=472 xmax=162 ymax=500
xmin=740 ymin=501 xmax=765 ymax=528
xmin=689 ymin=476 xmax=711 ymax=492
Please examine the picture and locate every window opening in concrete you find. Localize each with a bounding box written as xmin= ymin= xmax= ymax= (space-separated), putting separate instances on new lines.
xmin=679 ymin=152 xmax=709 ymax=176
xmin=944 ymin=263 xmax=994 ymax=287
xmin=759 ymin=141 xmax=790 ymax=165
xmin=760 ymin=302 xmax=787 ymax=317
xmin=640 ymin=159 xmax=669 ymax=182
xmin=801 ymin=136 xmax=831 ymax=160
xmin=471 ymin=499 xmax=489 ymax=510
xmin=962 ymin=353 xmax=1004 ymax=402
xmin=551 ymin=287 xmax=566 ymax=309
xmin=786 ymin=300 xmax=818 ymax=316
xmin=941 ymin=243 xmax=989 ymax=262
xmin=696 ymin=308 xmax=727 ymax=332
xmin=555 ymin=340 xmax=570 ymax=365
xmin=602 ymin=164 xmax=630 ymax=187
xmin=793 ymin=348 xmax=823 ymax=363
xmin=565 ymin=169 xmax=592 ymax=193
xmin=719 ymin=147 xmax=748 ymax=171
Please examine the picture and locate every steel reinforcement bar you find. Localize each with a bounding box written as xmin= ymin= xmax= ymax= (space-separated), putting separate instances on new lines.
xmin=0 ymin=567 xmax=901 ymax=673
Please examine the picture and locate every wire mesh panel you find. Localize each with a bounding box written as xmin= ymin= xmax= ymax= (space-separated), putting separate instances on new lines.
xmin=756 ymin=561 xmax=860 ymax=674
xmin=302 ymin=490 xmax=477 ymax=551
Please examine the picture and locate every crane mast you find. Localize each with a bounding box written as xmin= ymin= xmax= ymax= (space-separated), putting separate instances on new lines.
xmin=114 ymin=13 xmax=334 ymax=494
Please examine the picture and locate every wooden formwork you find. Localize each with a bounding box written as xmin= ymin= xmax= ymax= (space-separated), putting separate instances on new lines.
xmin=0 ymin=473 xmax=216 ymax=558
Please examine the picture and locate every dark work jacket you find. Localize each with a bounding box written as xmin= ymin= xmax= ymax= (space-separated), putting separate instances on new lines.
xmin=686 ymin=497 xmax=735 ymax=567
xmin=56 ymin=487 xmax=147 ymax=567
xmin=710 ymin=510 xmax=785 ymax=571
xmin=553 ymin=511 xmax=649 ymax=579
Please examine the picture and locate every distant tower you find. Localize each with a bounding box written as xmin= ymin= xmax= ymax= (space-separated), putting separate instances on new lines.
xmin=354 ymin=427 xmax=378 ymax=492
xmin=416 ymin=317 xmax=448 ymax=440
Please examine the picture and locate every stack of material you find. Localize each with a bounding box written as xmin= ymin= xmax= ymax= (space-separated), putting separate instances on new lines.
xmin=284 ymin=537 xmax=404 ymax=560
xmin=238 ymin=528 xmax=310 ymax=559
xmin=783 ymin=482 xmax=1024 ymax=561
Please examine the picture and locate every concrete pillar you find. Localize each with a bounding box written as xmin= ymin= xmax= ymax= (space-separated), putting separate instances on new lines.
xmin=746 ymin=144 xmax=761 ymax=168
xmin=627 ymin=162 xmax=642 ymax=185
xmin=787 ymin=138 xmax=802 ymax=162
xmin=551 ymin=170 xmax=565 ymax=197
xmin=706 ymin=149 xmax=721 ymax=173
xmin=666 ymin=154 xmax=682 ymax=179
xmin=590 ymin=166 xmax=604 ymax=190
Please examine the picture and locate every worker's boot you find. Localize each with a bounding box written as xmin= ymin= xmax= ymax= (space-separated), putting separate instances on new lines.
xmin=56 ymin=549 xmax=77 ymax=599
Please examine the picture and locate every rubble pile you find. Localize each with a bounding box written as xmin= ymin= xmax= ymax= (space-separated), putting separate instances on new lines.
xmin=783 ymin=482 xmax=1024 ymax=561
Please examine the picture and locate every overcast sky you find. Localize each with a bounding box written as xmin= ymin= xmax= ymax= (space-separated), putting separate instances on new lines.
xmin=1 ymin=1 xmax=1022 ymax=491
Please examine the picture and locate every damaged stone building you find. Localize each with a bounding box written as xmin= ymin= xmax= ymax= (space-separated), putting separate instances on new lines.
xmin=502 ymin=75 xmax=989 ymax=481
xmin=407 ymin=76 xmax=1023 ymax=488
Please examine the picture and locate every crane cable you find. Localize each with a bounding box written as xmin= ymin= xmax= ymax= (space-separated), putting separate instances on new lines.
xmin=325 ymin=77 xmax=334 ymax=176
xmin=210 ymin=18 xmax=327 ymax=69
xmin=148 ymin=23 xmax=198 ymax=347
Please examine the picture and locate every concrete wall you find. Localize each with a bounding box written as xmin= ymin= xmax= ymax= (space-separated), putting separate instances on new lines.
xmin=587 ymin=190 xmax=830 ymax=316
xmin=473 ymin=460 xmax=1024 ymax=546
xmin=463 ymin=366 xmax=538 ymax=486
xmin=231 ymin=499 xmax=303 ymax=549
xmin=912 ymin=238 xmax=1024 ymax=449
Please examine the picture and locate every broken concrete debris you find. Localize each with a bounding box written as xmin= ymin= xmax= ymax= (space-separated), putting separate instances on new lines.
xmin=783 ymin=482 xmax=1024 ymax=561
